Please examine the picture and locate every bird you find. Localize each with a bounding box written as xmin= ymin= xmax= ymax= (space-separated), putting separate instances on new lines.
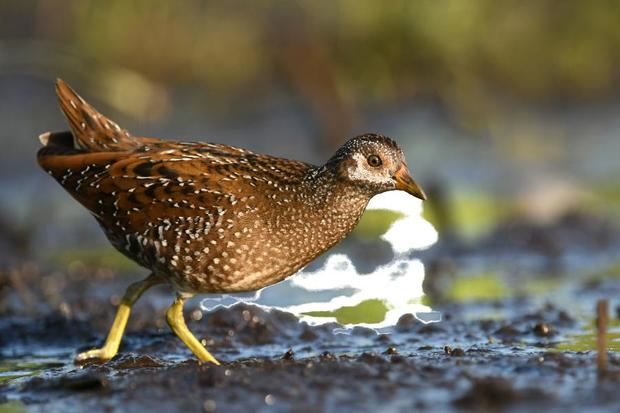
xmin=37 ymin=79 xmax=426 ymax=365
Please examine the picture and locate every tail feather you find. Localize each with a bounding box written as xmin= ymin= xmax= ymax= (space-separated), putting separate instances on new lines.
xmin=54 ymin=79 xmax=140 ymax=152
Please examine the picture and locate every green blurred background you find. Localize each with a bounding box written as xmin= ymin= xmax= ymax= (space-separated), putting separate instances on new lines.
xmin=2 ymin=0 xmax=620 ymax=259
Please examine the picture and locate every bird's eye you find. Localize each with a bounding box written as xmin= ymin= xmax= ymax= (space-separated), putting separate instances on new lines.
xmin=367 ymin=154 xmax=382 ymax=167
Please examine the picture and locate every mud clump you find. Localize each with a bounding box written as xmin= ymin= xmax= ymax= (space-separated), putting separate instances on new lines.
xmin=25 ymin=371 xmax=108 ymax=392
xmin=455 ymin=377 xmax=551 ymax=409
xmin=533 ymin=322 xmax=552 ymax=336
xmin=444 ymin=346 xmax=465 ymax=357
xmin=204 ymin=303 xmax=300 ymax=345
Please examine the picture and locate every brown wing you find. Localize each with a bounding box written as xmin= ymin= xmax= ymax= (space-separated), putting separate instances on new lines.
xmin=38 ymin=141 xmax=314 ymax=270
xmin=96 ymin=144 xmax=315 ymax=230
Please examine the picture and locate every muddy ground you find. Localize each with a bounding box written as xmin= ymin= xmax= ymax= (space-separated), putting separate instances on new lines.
xmin=2 ymin=211 xmax=620 ymax=413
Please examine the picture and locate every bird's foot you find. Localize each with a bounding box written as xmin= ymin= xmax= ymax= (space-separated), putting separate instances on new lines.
xmin=194 ymin=346 xmax=221 ymax=365
xmin=74 ymin=347 xmax=116 ymax=364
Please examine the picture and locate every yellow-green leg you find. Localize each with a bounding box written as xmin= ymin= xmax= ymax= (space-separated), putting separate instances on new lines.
xmin=166 ymin=294 xmax=220 ymax=365
xmin=75 ymin=273 xmax=163 ymax=363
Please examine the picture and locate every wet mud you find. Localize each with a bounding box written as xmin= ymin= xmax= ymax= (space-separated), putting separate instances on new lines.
xmin=2 ymin=211 xmax=620 ymax=412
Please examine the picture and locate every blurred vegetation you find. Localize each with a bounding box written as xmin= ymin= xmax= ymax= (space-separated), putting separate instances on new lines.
xmin=0 ymin=400 xmax=26 ymax=413
xmin=446 ymin=272 xmax=510 ymax=303
xmin=47 ymin=247 xmax=136 ymax=273
xmin=557 ymin=318 xmax=620 ymax=352
xmin=0 ymin=360 xmax=60 ymax=384
xmin=304 ymin=298 xmax=389 ymax=325
xmin=423 ymin=190 xmax=513 ymax=239
xmin=429 ymin=261 xmax=620 ymax=306
xmin=2 ymin=0 xmax=620 ymax=252
xmin=353 ymin=209 xmax=405 ymax=240
xmin=2 ymin=1 xmax=620 ymax=144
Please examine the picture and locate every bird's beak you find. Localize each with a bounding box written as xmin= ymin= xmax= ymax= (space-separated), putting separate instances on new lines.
xmin=393 ymin=165 xmax=427 ymax=201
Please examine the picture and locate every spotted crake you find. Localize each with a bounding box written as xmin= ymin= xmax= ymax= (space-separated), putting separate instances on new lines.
xmin=38 ymin=79 xmax=426 ymax=364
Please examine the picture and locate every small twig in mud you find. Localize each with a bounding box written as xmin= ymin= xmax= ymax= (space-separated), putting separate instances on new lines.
xmin=596 ymin=299 xmax=608 ymax=377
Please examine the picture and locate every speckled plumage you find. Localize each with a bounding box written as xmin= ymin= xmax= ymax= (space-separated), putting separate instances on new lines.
xmin=39 ymin=80 xmax=426 ymax=298
xmin=38 ymin=79 xmax=428 ymax=363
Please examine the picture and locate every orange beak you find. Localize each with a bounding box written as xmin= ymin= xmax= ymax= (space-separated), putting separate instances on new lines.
xmin=393 ymin=165 xmax=427 ymax=201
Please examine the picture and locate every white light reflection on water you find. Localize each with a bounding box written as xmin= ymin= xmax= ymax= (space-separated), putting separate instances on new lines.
xmin=201 ymin=190 xmax=440 ymax=328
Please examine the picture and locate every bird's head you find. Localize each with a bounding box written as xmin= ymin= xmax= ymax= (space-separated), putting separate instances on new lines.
xmin=327 ymin=133 xmax=426 ymax=200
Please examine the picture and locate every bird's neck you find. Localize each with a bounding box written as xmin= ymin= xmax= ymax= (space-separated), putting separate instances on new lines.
xmin=302 ymin=166 xmax=372 ymax=231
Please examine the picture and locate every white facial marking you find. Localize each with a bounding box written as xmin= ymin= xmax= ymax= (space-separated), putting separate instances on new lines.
xmin=347 ymin=152 xmax=390 ymax=185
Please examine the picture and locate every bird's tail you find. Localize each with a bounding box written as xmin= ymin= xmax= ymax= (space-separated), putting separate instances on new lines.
xmin=49 ymin=79 xmax=140 ymax=152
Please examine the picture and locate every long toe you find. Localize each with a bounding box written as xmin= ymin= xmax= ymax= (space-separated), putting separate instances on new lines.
xmin=74 ymin=348 xmax=115 ymax=364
